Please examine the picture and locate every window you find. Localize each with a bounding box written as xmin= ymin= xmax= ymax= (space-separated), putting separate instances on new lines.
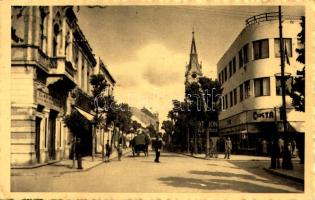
xmin=52 ymin=24 xmax=60 ymax=57
xmin=244 ymin=80 xmax=251 ymax=99
xmin=225 ymin=94 xmax=228 ymax=109
xmin=243 ymin=44 xmax=249 ymax=64
xmin=224 ymin=67 xmax=227 ymax=81
xmin=254 ymin=77 xmax=270 ymax=97
xmin=219 ymin=73 xmax=222 ymax=84
xmin=276 ymin=76 xmax=293 ymax=95
xmin=253 ymin=39 xmax=269 ymax=60
xmin=238 ymin=49 xmax=243 ymax=68
xmin=81 ymin=58 xmax=85 ymax=89
xmin=229 ymin=61 xmax=232 ymax=77
xmin=233 ymin=88 xmax=237 ymax=105
xmin=230 ymin=91 xmax=233 ymax=107
xmin=232 ymin=57 xmax=236 ymax=74
xmin=240 ymin=84 xmax=244 ymax=102
xmin=274 ymin=38 xmax=292 ymax=58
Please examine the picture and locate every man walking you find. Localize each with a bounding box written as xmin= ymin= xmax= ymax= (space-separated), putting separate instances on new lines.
xmin=154 ymin=135 xmax=163 ymax=163
xmin=105 ymin=140 xmax=111 ymax=162
xmin=75 ymin=138 xmax=83 ymax=169
xmin=224 ymin=137 xmax=232 ymax=159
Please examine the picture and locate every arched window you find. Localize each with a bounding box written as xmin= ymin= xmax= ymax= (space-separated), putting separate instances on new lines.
xmin=52 ymin=24 xmax=60 ymax=57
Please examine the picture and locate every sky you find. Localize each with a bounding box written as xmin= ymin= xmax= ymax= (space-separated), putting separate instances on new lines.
xmin=76 ymin=6 xmax=304 ymax=123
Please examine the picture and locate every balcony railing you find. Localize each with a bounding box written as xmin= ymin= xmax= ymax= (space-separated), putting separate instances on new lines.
xmin=245 ymin=12 xmax=301 ymax=26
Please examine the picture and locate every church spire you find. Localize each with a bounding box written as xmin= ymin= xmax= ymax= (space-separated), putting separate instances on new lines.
xmin=185 ymin=31 xmax=202 ymax=85
xmin=189 ymin=31 xmax=198 ymax=66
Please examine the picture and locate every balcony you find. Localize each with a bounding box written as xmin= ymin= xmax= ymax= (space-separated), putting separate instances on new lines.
xmin=245 ymin=12 xmax=300 ymax=26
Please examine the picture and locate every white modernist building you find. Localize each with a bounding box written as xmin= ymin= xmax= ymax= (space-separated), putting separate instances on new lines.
xmin=217 ymin=13 xmax=305 ymax=154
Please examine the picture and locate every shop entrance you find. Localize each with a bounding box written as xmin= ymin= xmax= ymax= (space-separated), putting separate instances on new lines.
xmin=48 ymin=110 xmax=58 ymax=160
xmin=35 ymin=117 xmax=41 ymax=163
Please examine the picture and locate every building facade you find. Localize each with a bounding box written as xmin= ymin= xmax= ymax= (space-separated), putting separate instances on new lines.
xmin=11 ymin=6 xmax=114 ymax=166
xmin=217 ymin=13 xmax=305 ymax=154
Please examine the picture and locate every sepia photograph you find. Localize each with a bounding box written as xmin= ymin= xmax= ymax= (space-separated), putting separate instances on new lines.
xmin=1 ymin=2 xmax=313 ymax=198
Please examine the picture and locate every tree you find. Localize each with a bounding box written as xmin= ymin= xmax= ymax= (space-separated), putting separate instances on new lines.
xmin=289 ymin=16 xmax=305 ymax=164
xmin=290 ymin=16 xmax=305 ymax=112
xmin=90 ymin=74 xmax=108 ymax=160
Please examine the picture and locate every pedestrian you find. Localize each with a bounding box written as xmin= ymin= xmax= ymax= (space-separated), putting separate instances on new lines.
xmin=105 ymin=140 xmax=111 ymax=162
xmin=75 ymin=137 xmax=83 ymax=170
xmin=154 ymin=135 xmax=163 ymax=163
xmin=224 ymin=137 xmax=232 ymax=159
xmin=209 ymin=138 xmax=214 ymax=158
xmin=291 ymin=139 xmax=297 ymax=158
xmin=262 ymin=139 xmax=268 ymax=156
xmin=117 ymin=143 xmax=123 ymax=161
xmin=190 ymin=139 xmax=194 ymax=156
xmin=270 ymin=137 xmax=281 ymax=169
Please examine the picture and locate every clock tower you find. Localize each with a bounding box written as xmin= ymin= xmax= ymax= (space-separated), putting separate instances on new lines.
xmin=185 ymin=31 xmax=203 ymax=88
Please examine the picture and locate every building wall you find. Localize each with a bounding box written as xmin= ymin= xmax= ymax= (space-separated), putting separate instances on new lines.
xmin=217 ymin=18 xmax=304 ymax=121
xmin=11 ymin=6 xmax=99 ymax=166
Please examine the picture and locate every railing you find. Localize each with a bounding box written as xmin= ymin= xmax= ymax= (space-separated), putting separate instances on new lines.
xmin=245 ymin=12 xmax=301 ymax=26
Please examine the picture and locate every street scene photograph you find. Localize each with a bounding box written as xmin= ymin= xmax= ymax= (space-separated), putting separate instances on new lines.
xmin=9 ymin=5 xmax=307 ymax=194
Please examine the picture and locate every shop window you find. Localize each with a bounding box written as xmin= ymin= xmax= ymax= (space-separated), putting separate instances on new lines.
xmin=253 ymin=39 xmax=269 ymax=60
xmin=276 ymin=76 xmax=293 ymax=96
xmin=240 ymin=84 xmax=244 ymax=102
xmin=254 ymin=77 xmax=270 ymax=97
xmin=274 ymin=38 xmax=292 ymax=58
xmin=232 ymin=57 xmax=236 ymax=74
xmin=244 ymin=80 xmax=251 ymax=99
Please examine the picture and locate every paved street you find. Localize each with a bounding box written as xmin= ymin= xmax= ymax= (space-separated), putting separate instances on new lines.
xmin=11 ymin=151 xmax=303 ymax=193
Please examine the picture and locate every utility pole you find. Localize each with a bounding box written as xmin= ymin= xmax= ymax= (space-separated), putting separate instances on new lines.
xmin=278 ymin=6 xmax=293 ymax=170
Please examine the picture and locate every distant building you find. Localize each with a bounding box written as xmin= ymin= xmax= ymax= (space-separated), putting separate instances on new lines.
xmin=11 ymin=6 xmax=115 ymax=166
xmin=130 ymin=107 xmax=159 ymax=134
xmin=217 ymin=13 xmax=305 ymax=154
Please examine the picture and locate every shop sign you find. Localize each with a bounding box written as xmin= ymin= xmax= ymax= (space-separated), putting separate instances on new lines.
xmin=247 ymin=109 xmax=275 ymax=123
xmin=208 ymin=121 xmax=218 ymax=132
xmin=36 ymin=90 xmax=61 ymax=111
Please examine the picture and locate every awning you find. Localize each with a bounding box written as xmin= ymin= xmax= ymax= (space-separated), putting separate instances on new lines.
xmin=75 ymin=106 xmax=94 ymax=121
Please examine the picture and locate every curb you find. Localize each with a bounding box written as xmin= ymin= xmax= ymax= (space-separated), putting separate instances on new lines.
xmin=11 ymin=160 xmax=61 ymax=169
xmin=263 ymin=167 xmax=304 ymax=184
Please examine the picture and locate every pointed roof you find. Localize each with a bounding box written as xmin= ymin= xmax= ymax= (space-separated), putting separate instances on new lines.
xmin=187 ymin=31 xmax=202 ymax=75
xmin=190 ymin=31 xmax=197 ymax=56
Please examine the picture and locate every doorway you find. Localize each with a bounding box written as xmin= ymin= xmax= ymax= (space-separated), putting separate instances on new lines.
xmin=35 ymin=117 xmax=41 ymax=163
xmin=48 ymin=111 xmax=58 ymax=160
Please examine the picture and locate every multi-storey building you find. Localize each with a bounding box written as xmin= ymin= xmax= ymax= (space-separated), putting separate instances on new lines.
xmin=11 ymin=6 xmax=115 ymax=166
xmin=217 ymin=12 xmax=305 ymax=154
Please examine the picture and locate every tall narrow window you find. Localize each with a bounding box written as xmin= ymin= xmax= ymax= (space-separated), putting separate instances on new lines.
xmin=244 ymin=80 xmax=251 ymax=99
xmin=224 ymin=67 xmax=227 ymax=81
xmin=239 ymin=49 xmax=243 ymax=68
xmin=243 ymin=44 xmax=249 ymax=64
xmin=240 ymin=84 xmax=244 ymax=102
xmin=253 ymin=39 xmax=269 ymax=60
xmin=233 ymin=88 xmax=237 ymax=105
xmin=229 ymin=61 xmax=232 ymax=77
xmin=254 ymin=77 xmax=270 ymax=97
xmin=225 ymin=94 xmax=228 ymax=109
xmin=230 ymin=91 xmax=233 ymax=107
xmin=52 ymin=24 xmax=60 ymax=57
xmin=274 ymin=38 xmax=292 ymax=58
xmin=219 ymin=72 xmax=222 ymax=84
xmin=232 ymin=57 xmax=236 ymax=74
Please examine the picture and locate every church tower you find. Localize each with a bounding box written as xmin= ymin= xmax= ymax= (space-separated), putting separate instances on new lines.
xmin=185 ymin=31 xmax=203 ymax=87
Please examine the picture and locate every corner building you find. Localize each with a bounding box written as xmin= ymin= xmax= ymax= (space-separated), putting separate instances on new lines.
xmin=11 ymin=6 xmax=112 ymax=166
xmin=217 ymin=13 xmax=305 ymax=154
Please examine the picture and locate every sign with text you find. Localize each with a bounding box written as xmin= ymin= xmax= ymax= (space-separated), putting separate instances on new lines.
xmin=36 ymin=90 xmax=62 ymax=111
xmin=247 ymin=109 xmax=275 ymax=123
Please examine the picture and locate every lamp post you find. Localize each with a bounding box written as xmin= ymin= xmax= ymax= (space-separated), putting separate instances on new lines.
xmin=278 ymin=6 xmax=293 ymax=170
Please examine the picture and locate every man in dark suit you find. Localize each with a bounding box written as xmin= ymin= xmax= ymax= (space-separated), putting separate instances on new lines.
xmin=154 ymin=135 xmax=163 ymax=163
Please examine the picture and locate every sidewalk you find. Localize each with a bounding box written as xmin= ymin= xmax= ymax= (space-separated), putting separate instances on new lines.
xmin=11 ymin=148 xmax=132 ymax=177
xmin=179 ymin=152 xmax=304 ymax=184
